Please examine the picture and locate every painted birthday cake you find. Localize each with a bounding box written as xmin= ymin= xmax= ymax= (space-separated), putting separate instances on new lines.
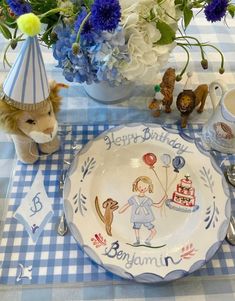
xmin=172 ymin=176 xmax=195 ymax=207
xmin=166 ymin=175 xmax=199 ymax=212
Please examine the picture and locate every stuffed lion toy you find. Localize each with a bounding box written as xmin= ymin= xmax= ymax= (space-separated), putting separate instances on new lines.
xmin=0 ymin=81 xmax=68 ymax=164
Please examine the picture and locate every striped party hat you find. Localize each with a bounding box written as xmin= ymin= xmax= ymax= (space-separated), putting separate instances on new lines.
xmin=1 ymin=14 xmax=49 ymax=110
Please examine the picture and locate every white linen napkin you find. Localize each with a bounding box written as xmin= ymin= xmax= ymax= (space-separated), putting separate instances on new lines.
xmin=14 ymin=170 xmax=54 ymax=244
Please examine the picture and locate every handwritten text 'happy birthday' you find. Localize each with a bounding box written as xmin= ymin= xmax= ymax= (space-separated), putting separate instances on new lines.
xmin=104 ymin=127 xmax=191 ymax=155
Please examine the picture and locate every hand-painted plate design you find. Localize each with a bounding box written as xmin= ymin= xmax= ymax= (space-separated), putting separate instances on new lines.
xmin=63 ymin=124 xmax=230 ymax=283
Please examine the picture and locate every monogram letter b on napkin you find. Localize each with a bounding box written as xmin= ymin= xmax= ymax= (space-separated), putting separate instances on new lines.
xmin=14 ymin=170 xmax=54 ymax=244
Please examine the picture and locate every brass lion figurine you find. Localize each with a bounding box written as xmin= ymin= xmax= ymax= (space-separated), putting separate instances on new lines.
xmin=176 ymin=84 xmax=209 ymax=128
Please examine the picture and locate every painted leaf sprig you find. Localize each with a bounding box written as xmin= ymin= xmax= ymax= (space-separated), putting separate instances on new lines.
xmin=91 ymin=233 xmax=107 ymax=248
xmin=181 ymin=243 xmax=197 ymax=259
xmin=73 ymin=188 xmax=87 ymax=216
xmin=81 ymin=157 xmax=96 ymax=182
xmin=199 ymin=167 xmax=214 ymax=193
xmin=205 ymin=202 xmax=219 ymax=229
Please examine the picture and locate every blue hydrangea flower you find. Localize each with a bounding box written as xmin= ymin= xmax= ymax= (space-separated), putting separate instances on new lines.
xmin=91 ymin=0 xmax=121 ymax=31
xmin=53 ymin=24 xmax=96 ymax=83
xmin=52 ymin=23 xmax=129 ymax=85
xmin=88 ymin=27 xmax=129 ymax=84
xmin=204 ymin=0 xmax=228 ymax=22
xmin=6 ymin=0 xmax=32 ymax=16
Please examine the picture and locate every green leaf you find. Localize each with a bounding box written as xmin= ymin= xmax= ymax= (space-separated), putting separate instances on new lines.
xmin=174 ymin=0 xmax=184 ymax=10
xmin=30 ymin=0 xmax=58 ymax=14
xmin=155 ymin=21 xmax=175 ymax=45
xmin=183 ymin=6 xmax=193 ymax=29
xmin=228 ymin=4 xmax=235 ymax=18
xmin=83 ymin=0 xmax=94 ymax=8
xmin=0 ymin=23 xmax=12 ymax=39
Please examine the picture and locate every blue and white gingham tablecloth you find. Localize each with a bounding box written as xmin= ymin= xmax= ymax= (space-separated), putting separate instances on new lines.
xmin=0 ymin=124 xmax=235 ymax=289
xmin=1 ymin=11 xmax=235 ymax=301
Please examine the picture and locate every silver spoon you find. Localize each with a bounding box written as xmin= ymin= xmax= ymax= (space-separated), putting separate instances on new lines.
xmin=57 ymin=170 xmax=68 ymax=236
xmin=226 ymin=164 xmax=235 ymax=187
xmin=225 ymin=165 xmax=235 ymax=245
xmin=226 ymin=216 xmax=235 ymax=246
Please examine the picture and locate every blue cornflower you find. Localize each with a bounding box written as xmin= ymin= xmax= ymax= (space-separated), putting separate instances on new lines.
xmin=204 ymin=0 xmax=228 ymax=22
xmin=6 ymin=0 xmax=32 ymax=16
xmin=74 ymin=7 xmax=95 ymax=42
xmin=91 ymin=0 xmax=121 ymax=31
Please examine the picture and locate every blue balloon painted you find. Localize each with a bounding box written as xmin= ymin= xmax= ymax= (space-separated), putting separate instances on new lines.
xmin=172 ymin=156 xmax=185 ymax=172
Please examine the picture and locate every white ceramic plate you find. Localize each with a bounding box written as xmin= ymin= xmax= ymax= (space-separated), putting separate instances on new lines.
xmin=63 ymin=124 xmax=230 ymax=283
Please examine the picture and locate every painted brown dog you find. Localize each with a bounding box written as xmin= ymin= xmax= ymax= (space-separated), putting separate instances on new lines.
xmin=95 ymin=196 xmax=119 ymax=236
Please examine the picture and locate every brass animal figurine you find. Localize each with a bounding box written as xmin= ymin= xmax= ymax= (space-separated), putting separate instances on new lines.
xmin=148 ymin=68 xmax=176 ymax=116
xmin=95 ymin=196 xmax=119 ymax=236
xmin=149 ymin=99 xmax=162 ymax=117
xmin=176 ymin=84 xmax=209 ymax=128
xmin=148 ymin=86 xmax=163 ymax=117
xmin=160 ymin=68 xmax=176 ymax=113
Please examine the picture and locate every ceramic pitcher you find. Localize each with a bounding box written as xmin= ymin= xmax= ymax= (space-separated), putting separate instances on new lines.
xmin=202 ymin=80 xmax=235 ymax=154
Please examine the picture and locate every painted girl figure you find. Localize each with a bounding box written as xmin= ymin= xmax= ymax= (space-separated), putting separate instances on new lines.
xmin=119 ymin=176 xmax=157 ymax=246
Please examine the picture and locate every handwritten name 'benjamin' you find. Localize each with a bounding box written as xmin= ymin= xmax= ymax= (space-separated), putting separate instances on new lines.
xmin=104 ymin=127 xmax=191 ymax=155
xmin=104 ymin=241 xmax=182 ymax=270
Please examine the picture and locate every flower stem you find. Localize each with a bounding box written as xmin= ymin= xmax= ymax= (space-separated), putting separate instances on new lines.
xmin=38 ymin=8 xmax=68 ymax=19
xmin=3 ymin=43 xmax=12 ymax=68
xmin=175 ymin=35 xmax=206 ymax=61
xmin=176 ymin=43 xmax=190 ymax=79
xmin=177 ymin=42 xmax=224 ymax=69
xmin=205 ymin=44 xmax=225 ymax=69
xmin=3 ymin=34 xmax=24 ymax=68
xmin=75 ymin=11 xmax=91 ymax=43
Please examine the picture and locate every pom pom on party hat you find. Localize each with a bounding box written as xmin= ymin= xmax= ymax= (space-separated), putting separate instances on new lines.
xmin=1 ymin=13 xmax=50 ymax=110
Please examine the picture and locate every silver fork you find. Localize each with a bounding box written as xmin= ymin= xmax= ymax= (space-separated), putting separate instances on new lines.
xmin=225 ymin=165 xmax=235 ymax=245
xmin=57 ymin=170 xmax=68 ymax=236
xmin=57 ymin=152 xmax=79 ymax=236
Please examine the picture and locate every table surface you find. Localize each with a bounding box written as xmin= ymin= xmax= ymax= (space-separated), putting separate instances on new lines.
xmin=1 ymin=12 xmax=235 ymax=301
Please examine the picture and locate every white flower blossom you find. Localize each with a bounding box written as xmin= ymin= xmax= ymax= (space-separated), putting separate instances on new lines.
xmin=119 ymin=0 xmax=180 ymax=83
